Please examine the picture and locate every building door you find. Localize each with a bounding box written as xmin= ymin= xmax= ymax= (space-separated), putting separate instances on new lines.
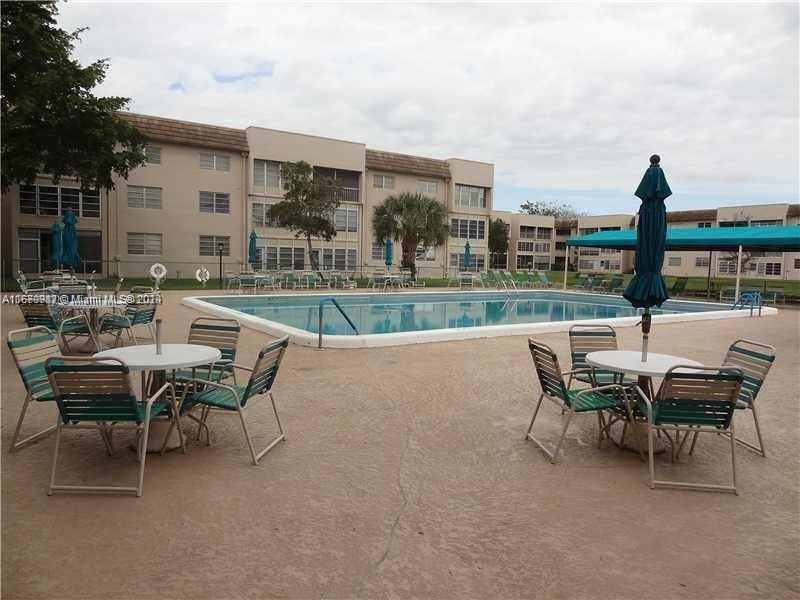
xmin=18 ymin=234 xmax=40 ymax=274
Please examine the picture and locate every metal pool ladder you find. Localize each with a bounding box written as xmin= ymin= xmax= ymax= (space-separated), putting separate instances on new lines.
xmin=318 ymin=297 xmax=359 ymax=348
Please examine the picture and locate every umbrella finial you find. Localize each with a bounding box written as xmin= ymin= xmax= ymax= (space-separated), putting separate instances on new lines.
xmin=649 ymin=154 xmax=660 ymax=166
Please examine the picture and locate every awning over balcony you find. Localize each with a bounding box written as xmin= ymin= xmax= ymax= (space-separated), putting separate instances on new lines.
xmin=565 ymin=225 xmax=800 ymax=252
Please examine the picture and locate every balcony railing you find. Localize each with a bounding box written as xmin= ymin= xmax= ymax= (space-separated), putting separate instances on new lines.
xmin=333 ymin=187 xmax=360 ymax=203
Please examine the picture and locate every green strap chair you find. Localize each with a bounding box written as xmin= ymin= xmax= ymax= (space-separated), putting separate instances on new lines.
xmin=6 ymin=327 xmax=61 ymax=452
xmin=179 ymin=337 xmax=289 ymax=465
xmin=537 ymin=272 xmax=553 ymax=288
xmin=685 ymin=339 xmax=776 ymax=458
xmin=669 ymin=277 xmax=689 ymax=297
xmin=568 ymin=325 xmax=636 ymax=387
xmin=97 ymin=302 xmax=158 ymax=346
xmin=526 ymin=339 xmax=632 ymax=463
xmin=176 ymin=317 xmax=241 ymax=385
xmin=45 ymin=357 xmax=183 ymax=497
xmin=605 ymin=277 xmax=624 ymax=294
xmin=638 ymin=365 xmax=744 ymax=494
xmin=18 ymin=302 xmax=98 ymax=353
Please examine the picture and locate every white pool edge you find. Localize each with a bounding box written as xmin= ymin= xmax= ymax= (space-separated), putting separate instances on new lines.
xmin=181 ymin=290 xmax=778 ymax=348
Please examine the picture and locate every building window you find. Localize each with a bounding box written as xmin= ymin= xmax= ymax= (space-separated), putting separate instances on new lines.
xmin=127 ymin=186 xmax=162 ymax=209
xmin=555 ymin=241 xmax=566 ymax=250
xmin=253 ymin=159 xmax=281 ymax=191
xmin=556 ymin=228 xmax=572 ymax=236
xmin=199 ymin=235 xmax=230 ymax=257
xmin=454 ymin=184 xmax=486 ymax=208
xmin=794 ymin=259 xmax=800 ymax=270
xmin=252 ymin=202 xmax=278 ymax=228
xmin=695 ymin=256 xmax=710 ymax=268
xmin=199 ymin=191 xmax=230 ymax=214
xmin=416 ymin=245 xmax=435 ymax=261
xmin=373 ymin=174 xmax=395 ymax=189
xmin=668 ymin=256 xmax=681 ymax=267
xmin=450 ymin=218 xmax=486 ymax=240
xmin=311 ymin=248 xmax=358 ymax=271
xmin=719 ymin=220 xmax=747 ymax=228
xmin=333 ymin=206 xmax=359 ymax=232
xmin=264 ymin=247 xmax=305 ymax=270
xmin=697 ymin=222 xmax=712 ymax=228
xmin=19 ymin=184 xmax=100 ymax=218
xmin=417 ymin=180 xmax=437 ymax=194
xmin=751 ymin=219 xmax=783 ymax=227
xmin=717 ymin=260 xmax=738 ymax=274
xmin=756 ymin=262 xmax=782 ymax=276
xmin=372 ymin=242 xmax=384 ymax=260
xmin=449 ymin=252 xmax=485 ymax=271
xmin=145 ymin=145 xmax=161 ymax=165
xmin=199 ymin=151 xmax=231 ymax=172
xmin=127 ymin=232 xmax=162 ymax=255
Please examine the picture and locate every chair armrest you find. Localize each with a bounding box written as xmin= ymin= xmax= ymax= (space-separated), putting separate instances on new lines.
xmin=143 ymin=382 xmax=175 ymax=419
xmin=561 ymin=368 xmax=594 ymax=377
xmin=230 ymin=363 xmax=253 ymax=373
xmin=59 ymin=314 xmax=91 ymax=331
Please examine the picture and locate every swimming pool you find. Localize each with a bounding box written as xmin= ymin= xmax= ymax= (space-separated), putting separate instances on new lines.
xmin=183 ymin=290 xmax=774 ymax=348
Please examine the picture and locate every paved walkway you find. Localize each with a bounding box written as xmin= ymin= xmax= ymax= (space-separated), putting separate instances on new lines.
xmin=2 ymin=291 xmax=798 ymax=598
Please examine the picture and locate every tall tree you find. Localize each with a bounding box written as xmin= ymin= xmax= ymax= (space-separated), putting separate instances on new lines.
xmin=488 ymin=217 xmax=510 ymax=255
xmin=1 ymin=1 xmax=146 ymax=191
xmin=372 ymin=192 xmax=449 ymax=278
xmin=520 ymin=199 xmax=583 ymax=219
xmin=268 ymin=161 xmax=342 ymax=278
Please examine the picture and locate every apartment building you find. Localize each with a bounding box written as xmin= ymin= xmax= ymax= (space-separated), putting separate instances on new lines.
xmin=1 ymin=112 xmax=494 ymax=279
xmin=498 ymin=212 xmax=556 ymax=271
xmin=571 ymin=214 xmax=635 ymax=274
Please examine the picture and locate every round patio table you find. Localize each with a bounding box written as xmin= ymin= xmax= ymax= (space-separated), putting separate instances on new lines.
xmin=94 ymin=344 xmax=221 ymax=452
xmin=585 ymin=350 xmax=704 ymax=454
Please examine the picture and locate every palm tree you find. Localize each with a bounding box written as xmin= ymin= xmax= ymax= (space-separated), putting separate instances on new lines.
xmin=372 ymin=192 xmax=449 ymax=278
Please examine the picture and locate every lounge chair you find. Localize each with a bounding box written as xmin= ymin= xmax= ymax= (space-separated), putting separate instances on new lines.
xmin=179 ymin=337 xmax=289 ymax=465
xmin=45 ymin=357 xmax=183 ymax=497
xmin=570 ymin=273 xmax=588 ymax=289
xmin=588 ymin=276 xmax=606 ymax=292
xmin=669 ymin=277 xmax=688 ymax=297
xmin=537 ymin=272 xmax=553 ymax=288
xmin=514 ymin=272 xmax=532 ymax=288
xmin=526 ymin=340 xmax=631 ymax=463
xmin=6 ymin=326 xmax=60 ymax=452
xmin=605 ymin=277 xmax=624 ymax=294
xmin=637 ymin=365 xmax=743 ymax=494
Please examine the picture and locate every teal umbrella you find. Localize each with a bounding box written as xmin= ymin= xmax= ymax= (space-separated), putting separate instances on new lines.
xmin=623 ymin=155 xmax=671 ymax=361
xmin=248 ymin=230 xmax=259 ymax=269
xmin=61 ymin=209 xmax=81 ymax=270
xmin=50 ymin=221 xmax=63 ymax=270
xmin=384 ymin=239 xmax=393 ymax=271
xmin=463 ymin=241 xmax=472 ymax=271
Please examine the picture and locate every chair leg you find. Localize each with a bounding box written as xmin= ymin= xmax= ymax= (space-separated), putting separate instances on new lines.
xmin=550 ymin=410 xmax=575 ymax=464
xmin=236 ymin=405 xmax=259 ymax=465
xmin=735 ymin=404 xmax=766 ymax=457
xmin=647 ymin=423 xmax=656 ymax=489
xmin=269 ymin=392 xmax=286 ymax=439
xmin=9 ymin=393 xmax=57 ymax=452
xmin=730 ymin=422 xmax=738 ymax=495
xmin=47 ymin=422 xmax=63 ymax=495
xmin=137 ymin=422 xmax=150 ymax=497
xmin=525 ymin=394 xmax=544 ymax=439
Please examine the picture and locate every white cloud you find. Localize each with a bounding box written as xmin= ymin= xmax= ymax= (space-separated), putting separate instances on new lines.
xmin=58 ymin=2 xmax=798 ymax=206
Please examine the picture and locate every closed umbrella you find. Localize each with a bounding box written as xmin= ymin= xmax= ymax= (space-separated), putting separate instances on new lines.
xmin=50 ymin=221 xmax=63 ymax=270
xmin=248 ymin=230 xmax=259 ymax=270
xmin=463 ymin=241 xmax=472 ymax=271
xmin=61 ymin=209 xmax=81 ymax=271
xmin=384 ymin=238 xmax=393 ymax=272
xmin=623 ymin=155 xmax=671 ymax=361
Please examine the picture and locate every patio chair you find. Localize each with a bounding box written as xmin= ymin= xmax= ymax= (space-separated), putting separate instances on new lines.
xmin=224 ymin=272 xmax=239 ymax=291
xmin=368 ymin=272 xmax=387 ymax=291
xmin=589 ymin=276 xmax=606 ymax=292
xmin=306 ymin=273 xmax=321 ymax=289
xmin=692 ymin=339 xmax=775 ymax=457
xmin=18 ymin=301 xmax=98 ymax=353
xmin=45 ymin=357 xmax=183 ymax=497
xmin=526 ymin=340 xmax=631 ymax=463
xmin=176 ymin=317 xmax=241 ymax=385
xmin=537 ymin=272 xmax=553 ymax=288
xmin=238 ymin=274 xmax=258 ymax=294
xmin=52 ymin=282 xmax=90 ymax=301
xmin=571 ymin=273 xmax=588 ymax=289
xmin=257 ymin=274 xmax=281 ymax=292
xmin=568 ymin=325 xmax=636 ymax=387
xmin=719 ymin=287 xmax=737 ymax=303
xmin=6 ymin=326 xmax=61 ymax=452
xmin=638 ymin=365 xmax=743 ymax=494
xmin=179 ymin=337 xmax=289 ymax=465
xmin=97 ymin=301 xmax=158 ymax=346
xmin=605 ymin=277 xmax=624 ymax=294
xmin=284 ymin=273 xmax=301 ymax=289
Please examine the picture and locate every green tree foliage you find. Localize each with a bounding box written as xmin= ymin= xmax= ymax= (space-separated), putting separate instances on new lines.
xmin=372 ymin=192 xmax=449 ymax=277
xmin=488 ymin=217 xmax=510 ymax=255
xmin=268 ymin=161 xmax=342 ymax=277
xmin=1 ymin=1 xmax=146 ymax=191
xmin=519 ymin=199 xmax=583 ymax=218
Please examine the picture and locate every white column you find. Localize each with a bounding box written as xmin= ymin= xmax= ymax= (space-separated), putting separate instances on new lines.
xmin=563 ymin=254 xmax=569 ymax=290
xmin=734 ymin=244 xmax=743 ymax=301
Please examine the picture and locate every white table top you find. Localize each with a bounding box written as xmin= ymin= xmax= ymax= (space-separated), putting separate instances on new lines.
xmin=586 ymin=350 xmax=703 ymax=378
xmin=94 ymin=344 xmax=221 ymax=371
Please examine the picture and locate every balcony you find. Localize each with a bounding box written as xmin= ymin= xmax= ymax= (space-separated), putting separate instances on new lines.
xmin=334 ymin=187 xmax=360 ymax=204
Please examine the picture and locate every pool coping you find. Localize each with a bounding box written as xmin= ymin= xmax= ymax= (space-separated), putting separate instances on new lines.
xmin=181 ymin=289 xmax=778 ymax=348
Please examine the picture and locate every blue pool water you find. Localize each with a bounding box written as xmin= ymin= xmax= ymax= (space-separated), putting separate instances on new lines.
xmin=201 ymin=291 xmax=728 ymax=336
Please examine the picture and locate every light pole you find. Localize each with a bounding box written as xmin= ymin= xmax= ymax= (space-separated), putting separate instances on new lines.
xmin=218 ymin=241 xmax=224 ymax=290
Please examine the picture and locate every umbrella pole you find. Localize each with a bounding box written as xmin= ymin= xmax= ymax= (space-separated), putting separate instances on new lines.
xmin=706 ymin=250 xmax=713 ymax=300
xmin=563 ymin=256 xmax=568 ymax=290
xmin=641 ymin=308 xmax=651 ymax=362
xmin=734 ymin=244 xmax=743 ymax=301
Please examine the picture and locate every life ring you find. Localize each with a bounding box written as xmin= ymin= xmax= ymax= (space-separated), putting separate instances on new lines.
xmin=149 ymin=263 xmax=167 ymax=281
xmin=195 ymin=267 xmax=210 ymax=284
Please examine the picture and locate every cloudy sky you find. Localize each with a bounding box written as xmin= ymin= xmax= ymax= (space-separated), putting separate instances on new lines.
xmin=58 ymin=2 xmax=798 ymax=214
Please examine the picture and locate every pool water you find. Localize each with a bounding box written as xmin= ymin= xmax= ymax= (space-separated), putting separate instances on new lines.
xmin=202 ymin=291 xmax=728 ymax=336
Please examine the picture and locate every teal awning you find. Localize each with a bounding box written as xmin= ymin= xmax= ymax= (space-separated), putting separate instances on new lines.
xmin=566 ymin=225 xmax=800 ymax=252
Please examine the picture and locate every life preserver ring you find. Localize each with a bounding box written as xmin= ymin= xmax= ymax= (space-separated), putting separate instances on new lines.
xmin=149 ymin=263 xmax=167 ymax=280
xmin=195 ymin=267 xmax=210 ymax=283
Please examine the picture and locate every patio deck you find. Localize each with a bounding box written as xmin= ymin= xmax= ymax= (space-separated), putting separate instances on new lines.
xmin=2 ymin=290 xmax=798 ymax=599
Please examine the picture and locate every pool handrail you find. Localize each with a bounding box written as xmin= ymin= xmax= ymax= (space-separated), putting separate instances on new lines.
xmin=318 ymin=297 xmax=359 ymax=348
